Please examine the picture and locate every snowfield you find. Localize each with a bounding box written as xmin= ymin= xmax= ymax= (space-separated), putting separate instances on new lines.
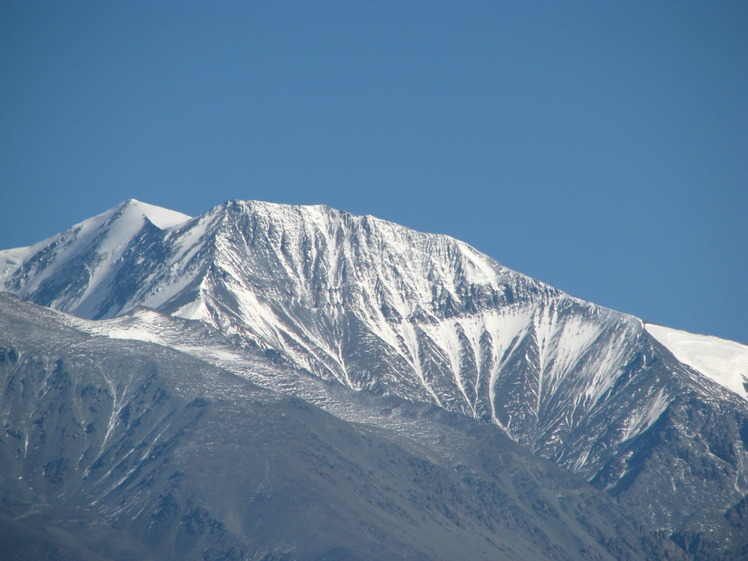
xmin=646 ymin=323 xmax=748 ymax=401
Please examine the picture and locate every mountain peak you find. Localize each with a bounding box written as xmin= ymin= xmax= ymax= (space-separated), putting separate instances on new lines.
xmin=112 ymin=198 xmax=191 ymax=230
xmin=0 ymin=199 xmax=190 ymax=318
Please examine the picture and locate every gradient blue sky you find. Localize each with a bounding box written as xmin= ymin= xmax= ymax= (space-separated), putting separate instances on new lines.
xmin=1 ymin=1 xmax=746 ymax=343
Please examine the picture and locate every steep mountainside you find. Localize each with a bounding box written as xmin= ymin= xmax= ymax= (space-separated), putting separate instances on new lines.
xmin=2 ymin=199 xmax=748 ymax=558
xmin=0 ymin=294 xmax=687 ymax=561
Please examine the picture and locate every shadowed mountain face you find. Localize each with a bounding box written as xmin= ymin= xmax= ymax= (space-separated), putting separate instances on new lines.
xmin=0 ymin=295 xmax=687 ymax=561
xmin=1 ymin=199 xmax=747 ymax=559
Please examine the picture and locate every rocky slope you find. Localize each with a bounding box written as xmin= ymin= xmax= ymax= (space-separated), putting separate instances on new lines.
xmin=0 ymin=294 xmax=690 ymax=561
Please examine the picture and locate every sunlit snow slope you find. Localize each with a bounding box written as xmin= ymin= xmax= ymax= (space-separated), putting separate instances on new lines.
xmin=646 ymin=323 xmax=748 ymax=401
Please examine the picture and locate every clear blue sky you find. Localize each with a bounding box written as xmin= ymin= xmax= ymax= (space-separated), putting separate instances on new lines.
xmin=1 ymin=1 xmax=746 ymax=343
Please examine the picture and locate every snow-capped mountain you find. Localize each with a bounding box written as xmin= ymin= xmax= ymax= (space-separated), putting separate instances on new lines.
xmin=2 ymin=199 xmax=747 ymax=556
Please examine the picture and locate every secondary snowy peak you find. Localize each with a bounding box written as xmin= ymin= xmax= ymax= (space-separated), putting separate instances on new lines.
xmin=646 ymin=323 xmax=748 ymax=400
xmin=0 ymin=199 xmax=191 ymax=319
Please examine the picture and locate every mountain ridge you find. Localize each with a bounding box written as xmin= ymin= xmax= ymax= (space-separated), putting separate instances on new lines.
xmin=2 ymin=199 xmax=748 ymax=558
